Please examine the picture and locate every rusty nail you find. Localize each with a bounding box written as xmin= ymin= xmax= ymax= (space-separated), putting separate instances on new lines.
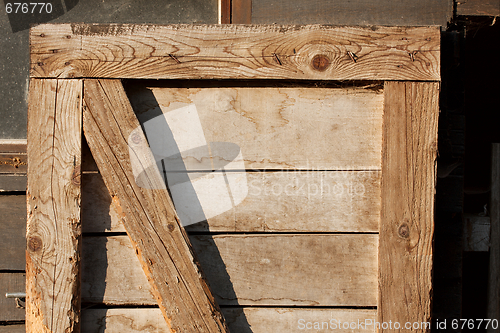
xmin=311 ymin=54 xmax=330 ymax=71
xmin=28 ymin=236 xmax=43 ymax=253
xmin=40 ymin=33 xmax=45 ymax=37
xmin=37 ymin=62 xmax=44 ymax=67
xmin=65 ymin=61 xmax=71 ymax=66
xmin=168 ymin=54 xmax=181 ymax=64
xmin=272 ymin=53 xmax=282 ymax=66
xmin=66 ymin=35 xmax=71 ymax=39
xmin=398 ymin=224 xmax=410 ymax=239
xmin=167 ymin=223 xmax=175 ymax=232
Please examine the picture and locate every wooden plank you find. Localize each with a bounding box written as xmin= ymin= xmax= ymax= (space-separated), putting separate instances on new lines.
xmin=0 ymin=154 xmax=27 ymax=174
xmin=82 ymin=308 xmax=377 ymax=333
xmin=251 ymin=0 xmax=452 ymax=26
xmin=378 ymin=82 xmax=439 ymax=332
xmin=26 ymin=79 xmax=83 ymax=333
xmin=82 ymin=171 xmax=381 ymax=233
xmin=457 ymin=0 xmax=500 ymax=16
xmin=0 ymin=325 xmax=25 ymax=333
xmin=82 ymin=79 xmax=229 ymax=333
xmin=0 ymin=140 xmax=27 ymax=153
xmin=141 ymin=86 xmax=383 ymax=170
xmin=30 ymin=24 xmax=441 ymax=81
xmin=232 ymin=0 xmax=252 ymax=23
xmin=0 ymin=175 xmax=26 ymax=192
xmin=0 ymin=195 xmax=26 ymax=270
xmin=0 ymin=273 xmax=25 ymax=321
xmin=488 ymin=143 xmax=500 ymax=332
xmin=82 ymin=235 xmax=378 ymax=306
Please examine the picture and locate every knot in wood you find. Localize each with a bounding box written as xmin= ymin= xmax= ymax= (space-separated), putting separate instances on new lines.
xmin=311 ymin=55 xmax=330 ymax=72
xmin=71 ymin=165 xmax=81 ymax=186
xmin=131 ymin=133 xmax=142 ymax=145
xmin=398 ymin=223 xmax=410 ymax=239
xmin=28 ymin=236 xmax=43 ymax=253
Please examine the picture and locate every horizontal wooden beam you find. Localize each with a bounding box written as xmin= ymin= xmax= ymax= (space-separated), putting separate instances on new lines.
xmin=82 ymin=308 xmax=377 ymax=333
xmin=30 ymin=24 xmax=440 ymax=81
xmin=81 ymin=235 xmax=378 ymax=307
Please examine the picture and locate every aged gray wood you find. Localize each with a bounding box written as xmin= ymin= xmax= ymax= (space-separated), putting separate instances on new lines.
xmin=251 ymin=0 xmax=452 ymax=26
xmin=0 ymin=175 xmax=26 ymax=192
xmin=379 ymin=82 xmax=439 ymax=332
xmin=0 ymin=154 xmax=27 ymax=174
xmin=83 ymin=79 xmax=229 ymax=332
xmin=82 ymin=308 xmax=377 ymax=333
xmin=143 ymin=87 xmax=384 ymax=170
xmin=0 ymin=325 xmax=25 ymax=333
xmin=82 ymin=235 xmax=378 ymax=306
xmin=30 ymin=24 xmax=440 ymax=81
xmin=0 ymin=273 xmax=25 ymax=321
xmin=0 ymin=195 xmax=26 ymax=270
xmin=82 ymin=171 xmax=381 ymax=233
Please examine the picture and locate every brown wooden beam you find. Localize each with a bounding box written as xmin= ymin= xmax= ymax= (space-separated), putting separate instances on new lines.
xmin=26 ymin=79 xmax=83 ymax=333
xmin=379 ymin=82 xmax=439 ymax=332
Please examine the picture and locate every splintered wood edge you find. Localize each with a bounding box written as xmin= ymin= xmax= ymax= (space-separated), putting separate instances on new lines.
xmin=29 ymin=23 xmax=440 ymax=81
xmin=378 ymin=81 xmax=439 ymax=331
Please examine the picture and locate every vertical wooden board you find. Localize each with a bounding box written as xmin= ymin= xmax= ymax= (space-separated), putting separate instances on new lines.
xmin=82 ymin=308 xmax=377 ymax=333
xmin=488 ymin=143 xmax=500 ymax=331
xmin=0 ymin=195 xmax=27 ymax=270
xmin=378 ymin=82 xmax=439 ymax=331
xmin=0 ymin=175 xmax=27 ymax=192
xmin=26 ymin=79 xmax=83 ymax=333
xmin=0 ymin=273 xmax=26 ymax=321
xmin=142 ymin=87 xmax=383 ymax=170
xmin=250 ymin=0 xmax=452 ymax=26
xmin=83 ymin=79 xmax=229 ymax=333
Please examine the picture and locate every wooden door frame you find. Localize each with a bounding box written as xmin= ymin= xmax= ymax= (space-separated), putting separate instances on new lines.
xmin=27 ymin=23 xmax=440 ymax=332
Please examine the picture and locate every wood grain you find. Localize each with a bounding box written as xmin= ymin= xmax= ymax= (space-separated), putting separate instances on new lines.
xmin=0 ymin=139 xmax=27 ymax=153
xmin=82 ymin=171 xmax=381 ymax=233
xmin=0 ymin=195 xmax=27 ymax=270
xmin=0 ymin=273 xmax=26 ymax=321
xmin=26 ymin=79 xmax=83 ymax=333
xmin=488 ymin=143 xmax=500 ymax=332
xmin=83 ymin=79 xmax=229 ymax=333
xmin=82 ymin=308 xmax=377 ymax=333
xmin=82 ymin=235 xmax=378 ymax=307
xmin=232 ymin=0 xmax=252 ymax=23
xmin=378 ymin=82 xmax=439 ymax=332
xmin=30 ymin=24 xmax=440 ymax=81
xmin=141 ymin=87 xmax=383 ymax=170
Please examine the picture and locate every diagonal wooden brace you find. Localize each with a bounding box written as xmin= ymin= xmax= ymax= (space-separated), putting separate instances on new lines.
xmin=82 ymin=79 xmax=229 ymax=333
